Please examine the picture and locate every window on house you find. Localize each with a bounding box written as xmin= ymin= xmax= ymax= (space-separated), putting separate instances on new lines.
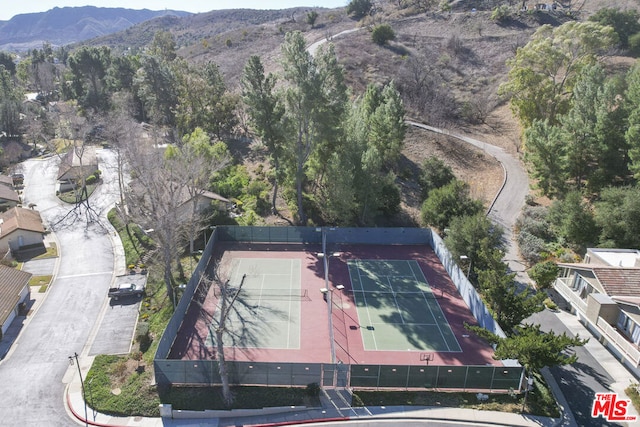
xmin=571 ymin=275 xmax=593 ymax=300
xmin=618 ymin=312 xmax=628 ymax=330
xmin=632 ymin=323 xmax=640 ymax=346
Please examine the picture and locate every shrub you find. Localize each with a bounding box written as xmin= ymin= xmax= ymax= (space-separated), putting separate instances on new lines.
xmin=491 ymin=5 xmax=512 ymax=22
xmin=629 ymin=32 xmax=640 ymax=56
xmin=306 ymin=10 xmax=319 ymax=27
xmin=544 ymin=297 xmax=558 ymax=310
xmin=347 ymin=0 xmax=372 ymax=19
xmin=439 ymin=0 xmax=452 ymax=12
xmin=371 ymin=24 xmax=395 ymax=46
xmin=136 ymin=322 xmax=151 ymax=351
xmin=518 ymin=231 xmax=546 ymax=265
xmin=517 ymin=205 xmax=553 ymax=241
xmin=626 ymin=384 xmax=640 ymax=413
xmin=420 ymin=156 xmax=455 ymax=199
xmin=529 ymin=261 xmax=559 ymax=289
xmin=85 ymin=174 xmax=97 ymax=185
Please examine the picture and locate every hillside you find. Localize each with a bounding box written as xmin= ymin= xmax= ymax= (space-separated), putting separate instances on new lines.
xmin=47 ymin=2 xmax=640 ymax=222
xmin=0 ymin=6 xmax=191 ymax=51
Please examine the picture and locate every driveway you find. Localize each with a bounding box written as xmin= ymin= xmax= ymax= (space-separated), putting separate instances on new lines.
xmin=21 ymin=257 xmax=57 ymax=276
xmin=0 ymin=150 xmax=122 ymax=426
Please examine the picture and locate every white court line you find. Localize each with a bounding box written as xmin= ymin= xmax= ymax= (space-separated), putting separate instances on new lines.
xmin=286 ymin=259 xmax=293 ymax=348
xmin=354 ymin=261 xmax=378 ymax=350
xmin=387 ymin=276 xmax=405 ymax=324
xmin=405 ymin=260 xmax=459 ymax=351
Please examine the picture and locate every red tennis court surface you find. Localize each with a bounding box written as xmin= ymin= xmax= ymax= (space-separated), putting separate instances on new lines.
xmin=168 ymin=242 xmax=503 ymax=368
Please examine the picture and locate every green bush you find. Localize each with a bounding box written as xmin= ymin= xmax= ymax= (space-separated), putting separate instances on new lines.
xmin=372 ymin=24 xmax=396 ymax=46
xmin=135 ymin=322 xmax=151 ymax=352
xmin=529 ymin=261 xmax=559 ymax=289
xmin=85 ymin=174 xmax=97 ymax=185
xmin=544 ymin=297 xmax=558 ymax=310
xmin=420 ymin=156 xmax=455 ymax=199
xmin=306 ymin=10 xmax=319 ymax=27
xmin=630 ymin=32 xmax=640 ymax=56
xmin=491 ymin=5 xmax=512 ymax=22
xmin=347 ymin=0 xmax=372 ymax=19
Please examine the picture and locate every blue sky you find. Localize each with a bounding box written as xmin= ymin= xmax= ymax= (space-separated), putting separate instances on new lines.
xmin=0 ymin=1 xmax=347 ymax=21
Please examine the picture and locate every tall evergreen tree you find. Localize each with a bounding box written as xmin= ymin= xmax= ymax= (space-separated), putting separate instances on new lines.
xmin=280 ymin=31 xmax=347 ymax=225
xmin=242 ymin=55 xmax=286 ymax=214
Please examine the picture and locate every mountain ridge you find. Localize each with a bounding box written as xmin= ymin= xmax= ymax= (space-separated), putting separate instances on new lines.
xmin=0 ymin=6 xmax=192 ymax=51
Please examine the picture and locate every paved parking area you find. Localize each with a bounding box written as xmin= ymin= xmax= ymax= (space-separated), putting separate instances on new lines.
xmin=89 ymin=273 xmax=147 ymax=356
xmin=21 ymin=258 xmax=56 ymax=276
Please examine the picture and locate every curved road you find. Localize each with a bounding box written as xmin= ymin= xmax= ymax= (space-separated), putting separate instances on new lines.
xmin=407 ymin=121 xmax=530 ymax=282
xmin=0 ymin=150 xmax=120 ymax=426
xmin=407 ymin=122 xmax=631 ymax=426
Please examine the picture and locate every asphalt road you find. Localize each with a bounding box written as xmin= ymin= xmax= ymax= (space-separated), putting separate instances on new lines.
xmin=406 ymin=121 xmax=531 ymax=283
xmin=0 ymin=150 xmax=121 ymax=426
xmin=529 ymin=310 xmax=625 ymax=427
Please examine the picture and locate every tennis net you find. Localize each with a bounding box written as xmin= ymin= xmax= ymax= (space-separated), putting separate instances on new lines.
xmin=358 ymin=289 xmax=444 ymax=299
xmin=214 ymin=288 xmax=309 ymax=300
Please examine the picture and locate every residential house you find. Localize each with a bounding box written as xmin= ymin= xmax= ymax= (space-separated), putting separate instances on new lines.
xmin=57 ymin=146 xmax=99 ymax=192
xmin=0 ymin=207 xmax=46 ymax=255
xmin=176 ymin=188 xmax=232 ymax=221
xmin=0 ymin=265 xmax=32 ymax=340
xmin=553 ymin=248 xmax=640 ymax=376
xmin=0 ymin=175 xmax=20 ymax=212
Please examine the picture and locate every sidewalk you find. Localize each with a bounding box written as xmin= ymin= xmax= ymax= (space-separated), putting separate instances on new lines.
xmin=64 ymin=305 xmax=640 ymax=427
xmin=65 ymin=378 xmax=559 ymax=427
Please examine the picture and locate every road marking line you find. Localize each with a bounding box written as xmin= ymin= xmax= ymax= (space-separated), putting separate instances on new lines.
xmin=57 ymin=271 xmax=113 ymax=279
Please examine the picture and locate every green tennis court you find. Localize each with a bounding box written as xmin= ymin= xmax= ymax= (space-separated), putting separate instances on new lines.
xmin=206 ymin=258 xmax=303 ymax=350
xmin=348 ymin=259 xmax=461 ymax=352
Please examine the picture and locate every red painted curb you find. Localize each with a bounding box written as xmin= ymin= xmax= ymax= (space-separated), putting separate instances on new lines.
xmin=66 ymin=392 xmax=128 ymax=427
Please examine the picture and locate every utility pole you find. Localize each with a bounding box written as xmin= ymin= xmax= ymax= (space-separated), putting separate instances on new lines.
xmin=68 ymin=352 xmax=88 ymax=427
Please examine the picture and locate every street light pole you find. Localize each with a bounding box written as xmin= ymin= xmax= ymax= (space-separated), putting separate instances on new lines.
xmin=68 ymin=352 xmax=88 ymax=427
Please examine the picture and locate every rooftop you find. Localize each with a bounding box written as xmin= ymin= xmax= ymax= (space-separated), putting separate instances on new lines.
xmin=0 ymin=207 xmax=45 ymax=237
xmin=0 ymin=264 xmax=32 ymax=327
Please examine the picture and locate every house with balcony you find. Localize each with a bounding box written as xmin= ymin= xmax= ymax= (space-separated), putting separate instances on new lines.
xmin=553 ymin=248 xmax=640 ymax=376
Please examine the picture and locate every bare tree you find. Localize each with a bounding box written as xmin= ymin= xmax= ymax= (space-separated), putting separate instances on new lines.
xmin=101 ymin=94 xmax=141 ymax=207
xmin=197 ymin=263 xmax=282 ymax=407
xmin=47 ymin=106 xmax=103 ymax=227
xmin=124 ymin=128 xmax=229 ymax=304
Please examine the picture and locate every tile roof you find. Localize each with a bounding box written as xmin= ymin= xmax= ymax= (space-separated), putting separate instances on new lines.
xmin=0 ymin=265 xmax=32 ymax=327
xmin=591 ymin=267 xmax=640 ymax=298
xmin=57 ymin=146 xmax=98 ymax=180
xmin=0 ymin=207 xmax=46 ymax=237
xmin=0 ymin=175 xmax=13 ymax=187
xmin=0 ymin=183 xmax=19 ymax=203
